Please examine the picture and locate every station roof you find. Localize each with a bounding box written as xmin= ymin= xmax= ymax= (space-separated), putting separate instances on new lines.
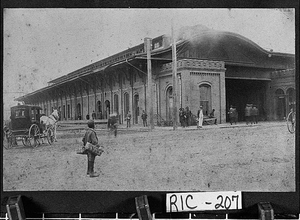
xmin=15 ymin=26 xmax=295 ymax=102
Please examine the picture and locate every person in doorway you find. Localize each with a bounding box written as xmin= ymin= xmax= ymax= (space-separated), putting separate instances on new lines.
xmin=82 ymin=120 xmax=100 ymax=178
xmin=228 ymin=106 xmax=235 ymax=125
xmin=252 ymin=105 xmax=259 ymax=124
xmin=197 ymin=106 xmax=204 ymax=128
xmin=126 ymin=111 xmax=132 ymax=128
xmin=245 ymin=104 xmax=252 ymax=125
xmin=141 ymin=110 xmax=148 ymax=127
xmin=92 ymin=110 xmax=96 ymax=120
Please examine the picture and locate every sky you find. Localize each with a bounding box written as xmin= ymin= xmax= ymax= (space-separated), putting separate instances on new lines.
xmin=3 ymin=8 xmax=296 ymax=119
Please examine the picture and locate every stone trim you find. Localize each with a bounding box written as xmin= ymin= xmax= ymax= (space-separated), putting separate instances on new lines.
xmin=190 ymin=72 xmax=220 ymax=76
xmin=161 ymin=59 xmax=225 ymax=72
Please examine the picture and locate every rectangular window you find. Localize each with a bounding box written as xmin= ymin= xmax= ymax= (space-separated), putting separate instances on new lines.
xmin=31 ymin=109 xmax=35 ymax=120
xmin=15 ymin=109 xmax=26 ymax=118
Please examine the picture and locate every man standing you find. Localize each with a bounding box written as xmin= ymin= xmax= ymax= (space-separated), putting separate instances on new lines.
xmin=228 ymin=105 xmax=235 ymax=125
xmin=252 ymin=105 xmax=259 ymax=124
xmin=141 ymin=110 xmax=148 ymax=127
xmin=82 ymin=120 xmax=100 ymax=178
xmin=126 ymin=111 xmax=132 ymax=128
xmin=197 ymin=106 xmax=204 ymax=128
xmin=245 ymin=104 xmax=252 ymax=125
xmin=186 ymin=106 xmax=192 ymax=127
xmin=108 ymin=113 xmax=118 ymax=137
xmin=92 ymin=110 xmax=96 ymax=120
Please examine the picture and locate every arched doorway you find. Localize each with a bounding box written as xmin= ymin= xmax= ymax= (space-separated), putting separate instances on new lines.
xmin=124 ymin=92 xmax=130 ymax=116
xmin=97 ymin=101 xmax=102 ymax=119
xmin=166 ymin=86 xmax=173 ymax=123
xmin=287 ymin=88 xmax=295 ymax=112
xmin=77 ymin=103 xmax=81 ymax=120
xmin=199 ymin=84 xmax=212 ymax=116
xmin=275 ymin=89 xmax=286 ymax=120
xmin=133 ymin=94 xmax=139 ymax=124
xmin=104 ymin=100 xmax=110 ymax=119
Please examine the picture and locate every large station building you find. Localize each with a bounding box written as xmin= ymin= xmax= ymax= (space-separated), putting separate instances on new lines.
xmin=15 ymin=25 xmax=296 ymax=125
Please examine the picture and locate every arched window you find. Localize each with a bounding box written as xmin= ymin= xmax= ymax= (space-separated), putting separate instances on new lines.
xmin=97 ymin=101 xmax=101 ymax=112
xmin=77 ymin=103 xmax=81 ymax=120
xmin=96 ymin=101 xmax=102 ymax=119
xmin=114 ymin=94 xmax=119 ymax=114
xmin=124 ymin=93 xmax=130 ymax=115
xmin=104 ymin=100 xmax=110 ymax=119
xmin=166 ymin=86 xmax=173 ymax=122
xmin=199 ymin=84 xmax=212 ymax=116
xmin=287 ymin=88 xmax=295 ymax=112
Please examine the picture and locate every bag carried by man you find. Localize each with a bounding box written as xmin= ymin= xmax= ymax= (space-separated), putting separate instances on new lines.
xmin=76 ymin=142 xmax=104 ymax=156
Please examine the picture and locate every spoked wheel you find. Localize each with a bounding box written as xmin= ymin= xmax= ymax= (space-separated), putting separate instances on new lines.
xmin=28 ymin=124 xmax=40 ymax=148
xmin=46 ymin=127 xmax=54 ymax=145
xmin=286 ymin=111 xmax=296 ymax=134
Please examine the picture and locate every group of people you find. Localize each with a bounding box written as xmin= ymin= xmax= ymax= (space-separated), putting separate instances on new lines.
xmin=228 ymin=104 xmax=259 ymax=125
xmin=244 ymin=104 xmax=259 ymax=125
xmin=179 ymin=107 xmax=192 ymax=127
xmin=125 ymin=110 xmax=148 ymax=128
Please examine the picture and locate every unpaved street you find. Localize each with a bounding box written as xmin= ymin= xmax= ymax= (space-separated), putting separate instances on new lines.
xmin=3 ymin=121 xmax=295 ymax=192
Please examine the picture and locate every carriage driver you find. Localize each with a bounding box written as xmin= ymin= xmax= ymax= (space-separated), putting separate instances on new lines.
xmin=82 ymin=120 xmax=100 ymax=178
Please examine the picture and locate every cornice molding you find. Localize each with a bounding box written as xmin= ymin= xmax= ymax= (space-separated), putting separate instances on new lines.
xmin=161 ymin=59 xmax=226 ymax=72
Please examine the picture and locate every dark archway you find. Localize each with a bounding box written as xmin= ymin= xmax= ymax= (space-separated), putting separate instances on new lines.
xmin=226 ymin=79 xmax=268 ymax=121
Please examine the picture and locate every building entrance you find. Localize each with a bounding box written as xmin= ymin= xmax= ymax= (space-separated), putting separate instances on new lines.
xmin=225 ymin=79 xmax=268 ymax=122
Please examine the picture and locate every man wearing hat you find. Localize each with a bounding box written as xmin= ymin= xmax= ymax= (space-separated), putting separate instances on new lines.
xmin=197 ymin=106 xmax=204 ymax=128
xmin=82 ymin=120 xmax=100 ymax=177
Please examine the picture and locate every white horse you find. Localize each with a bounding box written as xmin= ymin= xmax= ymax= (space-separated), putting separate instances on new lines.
xmin=40 ymin=109 xmax=59 ymax=142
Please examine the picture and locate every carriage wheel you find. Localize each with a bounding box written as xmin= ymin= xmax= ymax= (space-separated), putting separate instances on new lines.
xmin=46 ymin=127 xmax=54 ymax=145
xmin=28 ymin=124 xmax=40 ymax=148
xmin=286 ymin=111 xmax=296 ymax=134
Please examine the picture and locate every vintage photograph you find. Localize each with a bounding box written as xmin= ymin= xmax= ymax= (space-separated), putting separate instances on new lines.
xmin=3 ymin=9 xmax=296 ymax=192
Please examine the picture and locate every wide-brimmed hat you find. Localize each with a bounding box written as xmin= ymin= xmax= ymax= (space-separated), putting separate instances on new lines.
xmin=87 ymin=120 xmax=95 ymax=128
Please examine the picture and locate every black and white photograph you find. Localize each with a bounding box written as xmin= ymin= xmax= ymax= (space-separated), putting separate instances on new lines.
xmin=2 ymin=8 xmax=297 ymax=212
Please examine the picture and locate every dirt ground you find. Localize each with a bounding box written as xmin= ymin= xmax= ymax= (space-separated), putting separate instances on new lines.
xmin=3 ymin=121 xmax=295 ymax=192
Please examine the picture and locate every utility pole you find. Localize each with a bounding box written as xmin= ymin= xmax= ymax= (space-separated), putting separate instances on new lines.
xmin=172 ymin=23 xmax=178 ymax=130
xmin=144 ymin=38 xmax=154 ymax=130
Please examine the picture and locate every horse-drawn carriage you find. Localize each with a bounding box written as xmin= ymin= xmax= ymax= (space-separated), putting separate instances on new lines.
xmin=3 ymin=104 xmax=57 ymax=149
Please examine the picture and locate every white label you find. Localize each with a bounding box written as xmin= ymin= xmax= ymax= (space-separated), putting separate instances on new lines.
xmin=166 ymin=191 xmax=242 ymax=212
